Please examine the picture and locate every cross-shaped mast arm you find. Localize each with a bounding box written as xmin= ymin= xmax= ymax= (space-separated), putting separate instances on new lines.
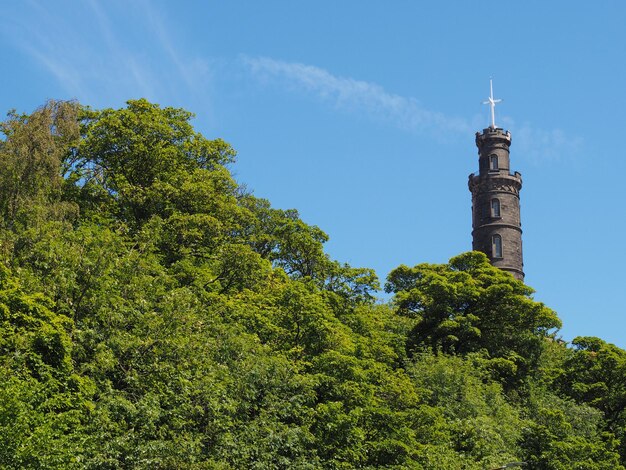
xmin=482 ymin=79 xmax=502 ymax=128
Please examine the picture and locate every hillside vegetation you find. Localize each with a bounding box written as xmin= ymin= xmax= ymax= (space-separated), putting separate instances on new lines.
xmin=0 ymin=100 xmax=625 ymax=469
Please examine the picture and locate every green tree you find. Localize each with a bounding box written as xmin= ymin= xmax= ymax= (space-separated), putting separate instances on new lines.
xmin=0 ymin=263 xmax=92 ymax=469
xmin=71 ymin=99 xmax=236 ymax=226
xmin=520 ymin=401 xmax=623 ymax=469
xmin=406 ymin=352 xmax=524 ymax=468
xmin=0 ymin=100 xmax=79 ymax=231
xmin=557 ymin=336 xmax=626 ymax=464
xmin=386 ymin=251 xmax=561 ymax=384
xmin=239 ymin=195 xmax=379 ymax=303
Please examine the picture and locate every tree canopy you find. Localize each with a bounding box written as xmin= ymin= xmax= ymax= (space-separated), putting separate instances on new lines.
xmin=0 ymin=99 xmax=623 ymax=469
xmin=386 ymin=252 xmax=562 ymax=385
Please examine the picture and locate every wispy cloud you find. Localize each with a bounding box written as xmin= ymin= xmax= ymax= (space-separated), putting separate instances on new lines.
xmin=139 ymin=0 xmax=210 ymax=92
xmin=243 ymin=55 xmax=472 ymax=135
xmin=0 ymin=0 xmax=212 ymax=109
xmin=501 ymin=117 xmax=584 ymax=163
xmin=243 ymin=56 xmax=582 ymax=161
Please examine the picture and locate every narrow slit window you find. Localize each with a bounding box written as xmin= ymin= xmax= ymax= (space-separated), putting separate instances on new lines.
xmin=491 ymin=199 xmax=501 ymax=217
xmin=492 ymin=235 xmax=502 ymax=258
xmin=490 ymin=155 xmax=499 ymax=170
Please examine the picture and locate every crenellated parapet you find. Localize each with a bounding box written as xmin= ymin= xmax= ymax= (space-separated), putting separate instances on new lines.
xmin=475 ymin=127 xmax=511 ymax=150
xmin=468 ymin=172 xmax=522 ymax=197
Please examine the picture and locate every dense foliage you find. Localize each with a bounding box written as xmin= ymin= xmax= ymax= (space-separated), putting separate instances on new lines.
xmin=0 ymin=99 xmax=624 ymax=469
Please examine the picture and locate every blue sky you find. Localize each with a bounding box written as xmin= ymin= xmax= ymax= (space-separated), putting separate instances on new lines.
xmin=2 ymin=1 xmax=625 ymax=348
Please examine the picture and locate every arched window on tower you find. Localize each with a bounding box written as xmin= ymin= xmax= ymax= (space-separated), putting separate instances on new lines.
xmin=491 ymin=198 xmax=501 ymax=218
xmin=490 ymin=155 xmax=499 ymax=170
xmin=492 ymin=234 xmax=503 ymax=258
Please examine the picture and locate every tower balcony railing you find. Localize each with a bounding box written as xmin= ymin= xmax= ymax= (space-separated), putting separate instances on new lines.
xmin=469 ymin=170 xmax=521 ymax=178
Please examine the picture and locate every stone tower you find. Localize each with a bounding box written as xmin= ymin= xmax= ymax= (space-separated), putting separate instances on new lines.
xmin=468 ymin=83 xmax=524 ymax=280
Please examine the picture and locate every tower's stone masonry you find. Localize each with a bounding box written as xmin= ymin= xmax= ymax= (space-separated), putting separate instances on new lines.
xmin=469 ymin=126 xmax=524 ymax=280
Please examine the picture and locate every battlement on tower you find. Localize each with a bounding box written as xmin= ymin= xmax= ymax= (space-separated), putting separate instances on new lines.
xmin=475 ymin=127 xmax=511 ymax=149
xmin=469 ymin=170 xmax=522 ymax=179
